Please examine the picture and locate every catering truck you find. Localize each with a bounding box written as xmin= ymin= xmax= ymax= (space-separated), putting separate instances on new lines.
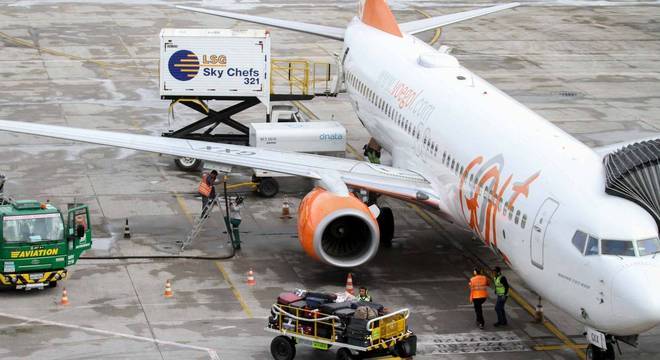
xmin=0 ymin=176 xmax=92 ymax=289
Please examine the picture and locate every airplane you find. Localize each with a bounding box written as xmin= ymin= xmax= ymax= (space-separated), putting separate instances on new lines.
xmin=1 ymin=1 xmax=659 ymax=358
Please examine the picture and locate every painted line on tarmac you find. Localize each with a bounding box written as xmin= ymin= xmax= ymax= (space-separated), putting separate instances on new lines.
xmin=418 ymin=331 xmax=529 ymax=354
xmin=408 ymin=204 xmax=586 ymax=359
xmin=535 ymin=344 xmax=588 ymax=351
xmin=0 ymin=311 xmax=221 ymax=360
xmin=175 ymin=193 xmax=194 ymax=225
xmin=215 ymin=261 xmax=254 ymax=319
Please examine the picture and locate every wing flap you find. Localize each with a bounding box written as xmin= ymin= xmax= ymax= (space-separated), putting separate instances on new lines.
xmin=176 ymin=6 xmax=345 ymax=41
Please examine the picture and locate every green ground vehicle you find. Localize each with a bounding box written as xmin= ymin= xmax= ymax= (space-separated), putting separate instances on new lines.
xmin=0 ymin=177 xmax=92 ymax=289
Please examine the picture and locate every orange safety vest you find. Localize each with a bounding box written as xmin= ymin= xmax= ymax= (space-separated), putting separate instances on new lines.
xmin=469 ymin=275 xmax=489 ymax=302
xmin=198 ymin=174 xmax=212 ymax=197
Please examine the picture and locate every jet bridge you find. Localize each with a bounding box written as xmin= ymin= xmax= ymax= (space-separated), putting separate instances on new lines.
xmin=604 ymin=138 xmax=660 ymax=229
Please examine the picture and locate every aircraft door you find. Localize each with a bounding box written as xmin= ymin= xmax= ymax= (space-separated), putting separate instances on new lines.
xmin=530 ymin=198 xmax=559 ymax=270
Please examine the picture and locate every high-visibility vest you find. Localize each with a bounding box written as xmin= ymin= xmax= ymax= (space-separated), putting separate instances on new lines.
xmin=198 ymin=174 xmax=212 ymax=197
xmin=494 ymin=275 xmax=506 ymax=296
xmin=469 ymin=275 xmax=489 ymax=302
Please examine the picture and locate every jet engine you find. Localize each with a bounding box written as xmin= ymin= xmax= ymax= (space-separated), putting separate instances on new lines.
xmin=298 ymin=188 xmax=380 ymax=268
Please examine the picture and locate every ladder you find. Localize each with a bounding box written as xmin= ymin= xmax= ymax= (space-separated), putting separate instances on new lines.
xmin=180 ymin=197 xmax=222 ymax=251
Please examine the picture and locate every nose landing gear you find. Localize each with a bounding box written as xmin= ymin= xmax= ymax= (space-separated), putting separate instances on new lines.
xmin=586 ymin=342 xmax=615 ymax=360
xmin=585 ymin=333 xmax=633 ymax=360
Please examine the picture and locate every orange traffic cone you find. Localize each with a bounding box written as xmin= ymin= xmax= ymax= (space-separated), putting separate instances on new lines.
xmin=345 ymin=273 xmax=354 ymax=296
xmin=281 ymin=201 xmax=291 ymax=219
xmin=247 ymin=269 xmax=256 ymax=286
xmin=164 ymin=280 xmax=173 ymax=298
xmin=60 ymin=288 xmax=70 ymax=305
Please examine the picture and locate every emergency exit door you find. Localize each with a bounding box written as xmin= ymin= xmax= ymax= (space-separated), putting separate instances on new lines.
xmin=531 ymin=198 xmax=559 ymax=270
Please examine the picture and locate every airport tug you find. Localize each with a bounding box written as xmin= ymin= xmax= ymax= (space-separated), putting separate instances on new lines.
xmin=267 ymin=290 xmax=416 ymax=360
xmin=0 ymin=175 xmax=92 ymax=289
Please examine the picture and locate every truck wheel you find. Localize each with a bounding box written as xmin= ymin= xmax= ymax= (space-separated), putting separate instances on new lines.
xmin=174 ymin=157 xmax=203 ymax=171
xmin=257 ymin=177 xmax=279 ymax=198
xmin=377 ymin=207 xmax=394 ymax=248
xmin=48 ymin=281 xmax=58 ymax=288
xmin=336 ymin=348 xmax=355 ymax=360
xmin=270 ymin=336 xmax=296 ymax=360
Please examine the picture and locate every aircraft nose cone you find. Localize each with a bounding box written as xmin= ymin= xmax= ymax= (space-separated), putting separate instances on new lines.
xmin=611 ymin=265 xmax=660 ymax=333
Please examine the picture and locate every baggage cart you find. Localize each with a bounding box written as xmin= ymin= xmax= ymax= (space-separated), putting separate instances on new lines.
xmin=266 ymin=302 xmax=416 ymax=360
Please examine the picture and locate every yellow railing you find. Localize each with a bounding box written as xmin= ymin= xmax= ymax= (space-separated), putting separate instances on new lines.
xmin=367 ymin=308 xmax=410 ymax=345
xmin=270 ymin=59 xmax=334 ymax=95
xmin=273 ymin=303 xmax=339 ymax=342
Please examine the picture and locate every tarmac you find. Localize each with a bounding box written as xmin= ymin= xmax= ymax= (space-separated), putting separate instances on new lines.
xmin=0 ymin=1 xmax=659 ymax=359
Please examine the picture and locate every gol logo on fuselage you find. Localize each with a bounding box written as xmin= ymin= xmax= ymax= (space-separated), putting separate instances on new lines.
xmin=168 ymin=50 xmax=227 ymax=81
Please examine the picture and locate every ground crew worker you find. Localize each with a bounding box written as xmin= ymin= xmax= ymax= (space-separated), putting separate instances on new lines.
xmin=469 ymin=268 xmax=489 ymax=329
xmin=229 ymin=196 xmax=243 ymax=249
xmin=198 ymin=170 xmax=218 ymax=217
xmin=493 ymin=266 xmax=510 ymax=327
xmin=357 ymin=287 xmax=372 ymax=302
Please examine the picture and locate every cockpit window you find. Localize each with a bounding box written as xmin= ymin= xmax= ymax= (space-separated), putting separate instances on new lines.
xmin=601 ymin=239 xmax=636 ymax=257
xmin=637 ymin=237 xmax=660 ymax=256
xmin=572 ymin=231 xmax=587 ymax=253
xmin=585 ymin=236 xmax=599 ymax=256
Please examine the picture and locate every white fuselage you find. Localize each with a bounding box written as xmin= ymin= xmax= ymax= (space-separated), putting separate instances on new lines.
xmin=342 ymin=18 xmax=660 ymax=336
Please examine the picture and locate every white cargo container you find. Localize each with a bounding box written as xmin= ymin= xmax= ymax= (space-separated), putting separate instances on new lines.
xmin=159 ymin=28 xmax=270 ymax=108
xmin=249 ymin=121 xmax=346 ymax=153
xmin=249 ymin=121 xmax=346 ymax=178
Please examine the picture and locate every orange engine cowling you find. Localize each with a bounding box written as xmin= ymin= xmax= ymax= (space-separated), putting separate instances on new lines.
xmin=298 ymin=188 xmax=380 ymax=268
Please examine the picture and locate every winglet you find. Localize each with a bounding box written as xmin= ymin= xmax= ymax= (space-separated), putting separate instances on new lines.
xmin=360 ymin=0 xmax=402 ymax=37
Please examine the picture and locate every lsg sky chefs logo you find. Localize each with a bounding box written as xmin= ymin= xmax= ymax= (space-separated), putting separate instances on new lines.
xmin=168 ymin=50 xmax=200 ymax=81
xmin=168 ymin=49 xmax=228 ymax=81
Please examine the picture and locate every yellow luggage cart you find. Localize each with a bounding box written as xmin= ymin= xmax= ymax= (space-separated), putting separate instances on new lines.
xmin=265 ymin=303 xmax=416 ymax=360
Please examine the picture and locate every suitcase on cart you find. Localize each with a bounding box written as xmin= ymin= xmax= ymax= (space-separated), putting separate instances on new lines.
xmin=351 ymin=301 xmax=385 ymax=313
xmin=319 ymin=301 xmax=352 ymax=314
xmin=277 ymin=292 xmax=304 ymax=305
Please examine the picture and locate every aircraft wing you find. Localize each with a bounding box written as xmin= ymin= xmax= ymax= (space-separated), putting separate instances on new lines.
xmin=399 ymin=3 xmax=521 ymax=35
xmin=0 ymin=120 xmax=443 ymax=208
xmin=175 ymin=6 xmax=345 ymax=41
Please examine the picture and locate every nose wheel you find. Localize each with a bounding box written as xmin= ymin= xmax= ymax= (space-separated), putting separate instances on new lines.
xmin=586 ymin=342 xmax=615 ymax=360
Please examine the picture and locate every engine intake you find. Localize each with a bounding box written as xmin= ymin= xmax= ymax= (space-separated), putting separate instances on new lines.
xmin=298 ymin=188 xmax=379 ymax=268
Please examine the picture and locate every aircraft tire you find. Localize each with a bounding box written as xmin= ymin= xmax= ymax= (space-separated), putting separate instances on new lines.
xmin=378 ymin=207 xmax=394 ymax=248
xmin=257 ymin=177 xmax=279 ymax=198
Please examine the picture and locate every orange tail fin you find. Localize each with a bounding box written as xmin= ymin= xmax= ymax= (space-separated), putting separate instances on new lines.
xmin=359 ymin=0 xmax=402 ymax=37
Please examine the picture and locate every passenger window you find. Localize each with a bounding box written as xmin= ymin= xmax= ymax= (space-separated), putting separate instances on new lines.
xmin=442 ymin=152 xmax=446 ymax=162
xmin=503 ymin=202 xmax=508 ymax=216
xmin=602 ymin=239 xmax=636 ymax=257
xmin=460 ymin=166 xmax=464 ymax=175
xmin=572 ymin=231 xmax=587 ymax=253
xmin=637 ymin=237 xmax=660 ymax=256
xmin=585 ymin=236 xmax=599 ymax=256
xmin=520 ymin=214 xmax=527 ymax=228
xmin=514 ymin=210 xmax=521 ymax=224
xmin=508 ymin=207 xmax=514 ymax=220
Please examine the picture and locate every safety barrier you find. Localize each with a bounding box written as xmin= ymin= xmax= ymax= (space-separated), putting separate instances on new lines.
xmin=270 ymin=59 xmax=336 ymax=96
